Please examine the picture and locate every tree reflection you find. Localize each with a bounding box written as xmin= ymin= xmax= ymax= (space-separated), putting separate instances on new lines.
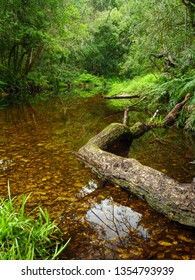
xmin=86 ymin=198 xmax=149 ymax=247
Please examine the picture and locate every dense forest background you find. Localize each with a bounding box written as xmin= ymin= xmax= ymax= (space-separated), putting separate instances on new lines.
xmin=0 ymin=0 xmax=194 ymax=130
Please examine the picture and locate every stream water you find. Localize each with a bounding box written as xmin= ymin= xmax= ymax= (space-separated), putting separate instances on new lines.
xmin=0 ymin=92 xmax=195 ymax=260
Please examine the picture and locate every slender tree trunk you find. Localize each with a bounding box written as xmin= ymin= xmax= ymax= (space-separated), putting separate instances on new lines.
xmin=23 ymin=46 xmax=44 ymax=76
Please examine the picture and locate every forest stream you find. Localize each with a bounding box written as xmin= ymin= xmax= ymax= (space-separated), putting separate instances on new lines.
xmin=0 ymin=92 xmax=195 ymax=260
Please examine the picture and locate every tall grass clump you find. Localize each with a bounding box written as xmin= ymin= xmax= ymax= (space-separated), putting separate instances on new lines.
xmin=0 ymin=183 xmax=70 ymax=260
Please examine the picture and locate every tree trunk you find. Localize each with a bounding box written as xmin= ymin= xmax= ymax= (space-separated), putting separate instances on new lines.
xmin=76 ymin=123 xmax=195 ymax=228
xmin=23 ymin=46 xmax=44 ymax=76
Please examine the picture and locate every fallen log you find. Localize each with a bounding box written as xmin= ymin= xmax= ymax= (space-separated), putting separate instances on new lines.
xmin=103 ymin=93 xmax=140 ymax=99
xmin=76 ymin=123 xmax=195 ymax=228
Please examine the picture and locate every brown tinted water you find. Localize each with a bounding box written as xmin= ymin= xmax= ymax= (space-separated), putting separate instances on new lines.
xmin=0 ymin=93 xmax=195 ymax=260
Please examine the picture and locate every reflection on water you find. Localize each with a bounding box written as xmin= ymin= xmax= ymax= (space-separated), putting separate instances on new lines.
xmin=129 ymin=128 xmax=195 ymax=183
xmin=0 ymin=92 xmax=195 ymax=260
xmin=86 ymin=198 xmax=149 ymax=241
xmin=77 ymin=180 xmax=98 ymax=198
xmin=0 ymin=158 xmax=12 ymax=171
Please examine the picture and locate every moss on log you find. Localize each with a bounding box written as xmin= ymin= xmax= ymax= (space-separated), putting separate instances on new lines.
xmin=77 ymin=122 xmax=195 ymax=228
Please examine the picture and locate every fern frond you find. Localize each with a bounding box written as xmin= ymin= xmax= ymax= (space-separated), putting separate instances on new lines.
xmin=180 ymin=76 xmax=195 ymax=96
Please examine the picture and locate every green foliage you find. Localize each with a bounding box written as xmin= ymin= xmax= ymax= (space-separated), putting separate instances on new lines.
xmin=149 ymin=70 xmax=195 ymax=108
xmin=145 ymin=70 xmax=195 ymax=130
xmin=79 ymin=8 xmax=132 ymax=76
xmin=0 ymin=0 xmax=194 ymax=132
xmin=0 ymin=0 xmax=86 ymax=92
xmin=180 ymin=72 xmax=195 ymax=97
xmin=90 ymin=0 xmax=118 ymax=11
xmin=149 ymin=115 xmax=164 ymax=126
xmin=73 ymin=73 xmax=106 ymax=97
xmin=108 ymin=74 xmax=160 ymax=96
xmin=115 ymin=0 xmax=194 ymax=76
xmin=184 ymin=111 xmax=195 ymax=131
xmin=74 ymin=73 xmax=105 ymax=87
xmin=0 ymin=183 xmax=70 ymax=260
xmin=76 ymin=0 xmax=194 ymax=80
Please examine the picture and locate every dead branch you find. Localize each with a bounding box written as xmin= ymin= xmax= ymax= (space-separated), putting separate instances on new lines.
xmin=163 ymin=93 xmax=191 ymax=126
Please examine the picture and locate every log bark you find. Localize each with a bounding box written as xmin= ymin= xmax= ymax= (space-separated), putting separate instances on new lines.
xmin=76 ymin=123 xmax=195 ymax=228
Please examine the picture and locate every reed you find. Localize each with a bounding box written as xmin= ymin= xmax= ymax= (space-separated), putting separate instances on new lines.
xmin=0 ymin=182 xmax=70 ymax=260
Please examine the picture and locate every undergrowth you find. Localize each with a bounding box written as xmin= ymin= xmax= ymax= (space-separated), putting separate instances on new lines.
xmin=0 ymin=182 xmax=70 ymax=260
xmin=73 ymin=73 xmax=106 ymax=97
xmin=106 ymin=71 xmax=195 ymax=131
xmin=147 ymin=70 xmax=195 ymax=131
xmin=105 ymin=73 xmax=162 ymax=110
xmin=108 ymin=73 xmax=161 ymax=96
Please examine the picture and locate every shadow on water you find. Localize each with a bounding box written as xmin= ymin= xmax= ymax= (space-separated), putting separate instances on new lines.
xmin=0 ymin=92 xmax=195 ymax=260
